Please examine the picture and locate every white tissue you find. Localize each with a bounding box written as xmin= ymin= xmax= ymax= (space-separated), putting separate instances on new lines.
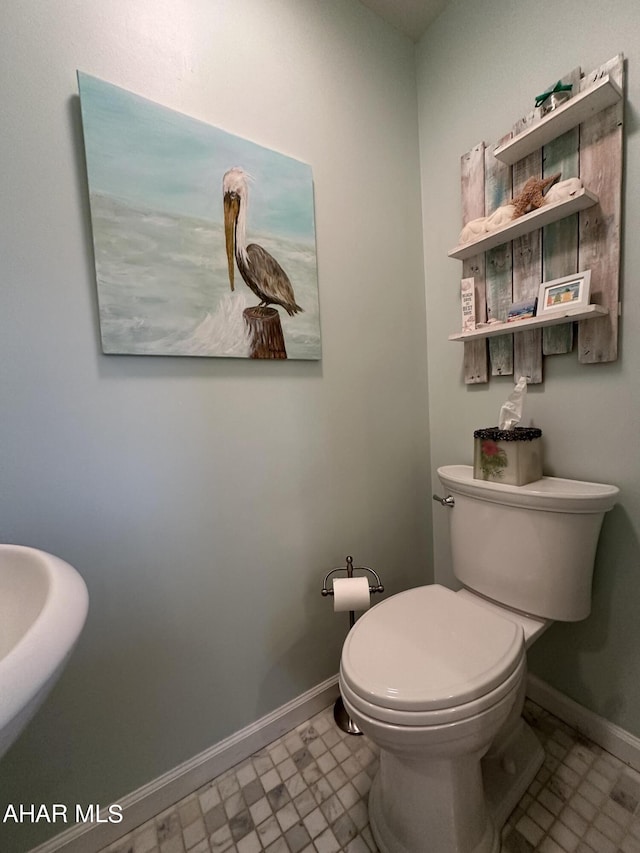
xmin=333 ymin=577 xmax=371 ymax=612
xmin=498 ymin=375 xmax=528 ymax=430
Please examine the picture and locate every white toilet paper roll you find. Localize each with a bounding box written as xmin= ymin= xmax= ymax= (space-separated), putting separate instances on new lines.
xmin=333 ymin=576 xmax=371 ymax=612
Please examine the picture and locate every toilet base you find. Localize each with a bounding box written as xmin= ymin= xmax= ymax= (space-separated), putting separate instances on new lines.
xmin=483 ymin=716 xmax=544 ymax=828
xmin=368 ymin=767 xmax=499 ymax=853
xmin=367 ymin=717 xmax=543 ymax=853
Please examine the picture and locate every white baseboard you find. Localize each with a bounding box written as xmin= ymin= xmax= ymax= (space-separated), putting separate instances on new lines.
xmin=29 ymin=676 xmax=340 ymax=853
xmin=527 ymin=673 xmax=640 ymax=773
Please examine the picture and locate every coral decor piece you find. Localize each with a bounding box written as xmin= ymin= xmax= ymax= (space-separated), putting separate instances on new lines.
xmin=510 ymin=173 xmax=561 ymax=218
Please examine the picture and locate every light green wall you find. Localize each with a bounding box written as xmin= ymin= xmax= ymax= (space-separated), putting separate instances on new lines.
xmin=3 ymin=1 xmax=640 ymax=849
xmin=0 ymin=2 xmax=429 ymax=849
xmin=417 ymin=0 xmax=640 ymax=735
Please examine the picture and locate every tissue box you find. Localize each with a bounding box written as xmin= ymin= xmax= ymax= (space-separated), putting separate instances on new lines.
xmin=473 ymin=427 xmax=543 ymax=486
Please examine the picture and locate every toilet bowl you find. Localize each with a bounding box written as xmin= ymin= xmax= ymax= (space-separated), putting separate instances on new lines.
xmin=338 ymin=465 xmax=619 ymax=853
xmin=339 ymin=585 xmax=537 ymax=853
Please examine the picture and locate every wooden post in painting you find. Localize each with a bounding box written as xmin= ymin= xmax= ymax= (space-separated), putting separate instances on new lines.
xmin=243 ymin=307 xmax=287 ymax=359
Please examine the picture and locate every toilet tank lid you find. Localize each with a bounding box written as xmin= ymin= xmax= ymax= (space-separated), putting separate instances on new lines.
xmin=438 ymin=465 xmax=619 ymax=513
xmin=341 ymin=585 xmax=524 ymax=713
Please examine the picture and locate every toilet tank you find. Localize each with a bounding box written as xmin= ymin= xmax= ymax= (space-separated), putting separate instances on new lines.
xmin=437 ymin=465 xmax=619 ymax=621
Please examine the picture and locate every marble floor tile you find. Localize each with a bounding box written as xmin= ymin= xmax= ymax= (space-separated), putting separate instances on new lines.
xmin=101 ymin=700 xmax=640 ymax=853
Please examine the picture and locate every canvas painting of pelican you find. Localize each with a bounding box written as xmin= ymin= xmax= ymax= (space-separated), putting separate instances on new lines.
xmin=77 ymin=72 xmax=321 ymax=360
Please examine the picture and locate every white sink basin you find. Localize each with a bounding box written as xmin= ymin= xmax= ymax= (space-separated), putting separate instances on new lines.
xmin=0 ymin=545 xmax=89 ymax=759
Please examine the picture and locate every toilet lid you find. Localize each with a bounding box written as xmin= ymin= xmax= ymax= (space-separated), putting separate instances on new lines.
xmin=341 ymin=585 xmax=524 ymax=712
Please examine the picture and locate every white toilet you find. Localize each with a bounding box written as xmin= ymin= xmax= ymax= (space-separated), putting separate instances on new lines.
xmin=339 ymin=464 xmax=619 ymax=853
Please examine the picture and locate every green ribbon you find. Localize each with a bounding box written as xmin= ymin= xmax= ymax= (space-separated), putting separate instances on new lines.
xmin=535 ymin=81 xmax=573 ymax=108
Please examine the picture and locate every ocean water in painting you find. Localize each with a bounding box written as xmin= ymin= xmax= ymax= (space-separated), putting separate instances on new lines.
xmin=78 ymin=73 xmax=321 ymax=360
xmin=90 ymin=192 xmax=320 ymax=359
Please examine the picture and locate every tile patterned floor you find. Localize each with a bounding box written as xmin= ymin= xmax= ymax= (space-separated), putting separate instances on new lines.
xmin=101 ymin=699 xmax=640 ymax=853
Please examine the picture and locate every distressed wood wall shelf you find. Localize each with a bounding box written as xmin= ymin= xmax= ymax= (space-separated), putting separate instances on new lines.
xmin=448 ymin=190 xmax=598 ymax=261
xmin=448 ymin=305 xmax=608 ymax=341
xmin=494 ymin=75 xmax=623 ymax=166
xmin=451 ymin=54 xmax=624 ymax=384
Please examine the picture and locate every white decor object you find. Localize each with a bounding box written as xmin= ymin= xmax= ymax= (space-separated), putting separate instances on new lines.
xmin=461 ymin=277 xmax=476 ymax=331
xmin=485 ymin=204 xmax=516 ymax=231
xmin=458 ymin=216 xmax=488 ymax=243
xmin=543 ymin=177 xmax=583 ymax=205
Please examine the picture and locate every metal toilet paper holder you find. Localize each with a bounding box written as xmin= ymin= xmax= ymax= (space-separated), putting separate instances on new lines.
xmin=321 ymin=555 xmax=384 ymax=735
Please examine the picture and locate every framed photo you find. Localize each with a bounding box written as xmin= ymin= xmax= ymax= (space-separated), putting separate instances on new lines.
xmin=461 ymin=277 xmax=476 ymax=331
xmin=536 ymin=270 xmax=591 ymax=315
xmin=507 ymin=298 xmax=537 ymax=322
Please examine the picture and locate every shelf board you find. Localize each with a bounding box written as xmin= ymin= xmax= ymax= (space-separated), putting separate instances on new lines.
xmin=494 ymin=75 xmax=623 ymax=165
xmin=448 ymin=189 xmax=598 ymax=261
xmin=448 ymin=304 xmax=608 ymax=342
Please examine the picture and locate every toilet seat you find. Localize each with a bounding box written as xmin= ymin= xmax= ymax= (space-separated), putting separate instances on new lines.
xmin=340 ymin=584 xmax=525 ymax=727
xmin=340 ymin=655 xmax=525 ymax=727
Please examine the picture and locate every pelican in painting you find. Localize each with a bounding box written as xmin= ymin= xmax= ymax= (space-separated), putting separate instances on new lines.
xmin=223 ymin=167 xmax=303 ymax=316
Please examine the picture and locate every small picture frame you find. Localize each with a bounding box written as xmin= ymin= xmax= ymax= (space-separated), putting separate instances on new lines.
xmin=461 ymin=277 xmax=476 ymax=331
xmin=507 ymin=298 xmax=537 ymax=322
xmin=536 ymin=270 xmax=591 ymax=315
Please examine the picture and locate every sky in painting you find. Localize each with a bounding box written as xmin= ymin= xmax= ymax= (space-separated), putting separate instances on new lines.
xmin=77 ymin=72 xmax=316 ymax=241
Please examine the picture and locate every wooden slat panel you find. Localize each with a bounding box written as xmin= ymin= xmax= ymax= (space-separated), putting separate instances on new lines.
xmin=578 ymin=54 xmax=623 ymax=363
xmin=484 ymin=136 xmax=513 ymax=377
xmin=542 ymin=67 xmax=581 ymax=355
xmin=454 ymin=55 xmax=622 ymax=382
xmin=512 ymin=115 xmax=542 ymax=383
xmin=461 ymin=143 xmax=488 ymax=383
